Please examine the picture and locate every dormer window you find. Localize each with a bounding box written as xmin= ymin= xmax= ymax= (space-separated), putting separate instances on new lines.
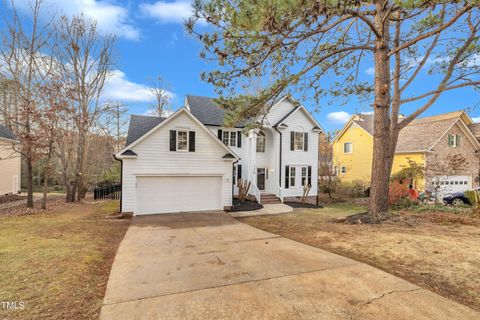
xmin=256 ymin=131 xmax=265 ymax=152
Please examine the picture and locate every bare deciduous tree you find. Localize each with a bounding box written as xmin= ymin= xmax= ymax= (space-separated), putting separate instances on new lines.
xmin=0 ymin=0 xmax=55 ymax=207
xmin=148 ymin=75 xmax=172 ymax=117
xmin=54 ymin=14 xmax=115 ymax=202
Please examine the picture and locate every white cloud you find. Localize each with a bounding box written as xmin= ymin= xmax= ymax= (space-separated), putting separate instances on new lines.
xmin=326 ymin=111 xmax=351 ymax=125
xmin=472 ymin=116 xmax=480 ymax=123
xmin=13 ymin=0 xmax=140 ymax=40
xmin=140 ymin=0 xmax=199 ymax=24
xmin=365 ymin=67 xmax=374 ymax=76
xmin=103 ymin=70 xmax=175 ymax=103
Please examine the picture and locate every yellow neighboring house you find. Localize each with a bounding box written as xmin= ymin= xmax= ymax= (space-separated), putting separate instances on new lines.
xmin=332 ymin=111 xmax=480 ymax=194
xmin=0 ymin=124 xmax=21 ymax=195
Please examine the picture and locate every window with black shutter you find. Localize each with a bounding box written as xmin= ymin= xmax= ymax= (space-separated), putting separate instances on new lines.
xmin=237 ymin=131 xmax=241 ymax=147
xmin=285 ymin=165 xmax=290 ymax=189
xmin=169 ymin=130 xmax=176 ymax=151
xmin=189 ymin=131 xmax=195 ymax=152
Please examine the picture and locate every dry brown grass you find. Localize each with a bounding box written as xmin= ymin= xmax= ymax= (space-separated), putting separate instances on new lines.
xmin=239 ymin=204 xmax=480 ymax=311
xmin=0 ymin=200 xmax=129 ymax=320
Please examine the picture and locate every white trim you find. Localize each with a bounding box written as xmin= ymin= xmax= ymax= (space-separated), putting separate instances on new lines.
xmin=277 ymin=105 xmax=322 ymax=130
xmin=343 ymin=142 xmax=353 ymax=154
xmin=331 ymin=117 xmax=372 ymax=145
xmin=116 ymin=107 xmax=239 ymax=159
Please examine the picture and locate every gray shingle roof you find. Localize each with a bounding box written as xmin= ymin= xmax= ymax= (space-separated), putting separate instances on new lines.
xmin=125 ymin=115 xmax=166 ymax=146
xmin=0 ymin=124 xmax=16 ymax=140
xmin=186 ymin=95 xmax=245 ymax=127
xmin=351 ymin=113 xmax=461 ymax=152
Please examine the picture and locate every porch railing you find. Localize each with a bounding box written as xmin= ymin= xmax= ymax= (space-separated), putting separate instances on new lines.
xmin=276 ymin=186 xmax=284 ymax=203
xmin=250 ymin=182 xmax=261 ymax=204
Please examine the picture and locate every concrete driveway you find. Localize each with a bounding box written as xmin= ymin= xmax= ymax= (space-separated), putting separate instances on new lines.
xmin=101 ymin=211 xmax=478 ymax=319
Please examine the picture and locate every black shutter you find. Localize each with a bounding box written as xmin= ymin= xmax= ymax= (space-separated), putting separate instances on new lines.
xmin=308 ymin=166 xmax=312 ymax=186
xmin=237 ymin=131 xmax=241 ymax=148
xmin=169 ymin=130 xmax=176 ymax=151
xmin=285 ymin=165 xmax=290 ymax=189
xmin=304 ymin=133 xmax=308 ymax=151
xmin=189 ymin=131 xmax=195 ymax=152
xmin=238 ymin=164 xmax=242 ymax=180
xmin=290 ymin=132 xmax=295 ymax=151
xmin=217 ymin=129 xmax=223 ymax=140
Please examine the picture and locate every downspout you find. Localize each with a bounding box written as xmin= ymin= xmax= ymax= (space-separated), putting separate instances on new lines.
xmin=274 ymin=125 xmax=282 ymax=188
xmin=114 ymin=154 xmax=123 ymax=213
xmin=232 ymin=159 xmax=239 ymax=209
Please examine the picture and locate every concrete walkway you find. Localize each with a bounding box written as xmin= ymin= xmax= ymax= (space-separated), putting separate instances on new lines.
xmin=101 ymin=211 xmax=479 ymax=320
xmin=229 ymin=203 xmax=293 ymax=217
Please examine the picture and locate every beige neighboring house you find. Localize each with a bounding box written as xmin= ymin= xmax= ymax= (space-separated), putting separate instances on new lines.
xmin=0 ymin=124 xmax=21 ymax=195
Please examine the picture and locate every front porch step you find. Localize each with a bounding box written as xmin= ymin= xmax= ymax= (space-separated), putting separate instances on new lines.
xmin=260 ymin=193 xmax=281 ymax=204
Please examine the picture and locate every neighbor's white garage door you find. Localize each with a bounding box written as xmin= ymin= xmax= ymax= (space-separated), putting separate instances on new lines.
xmin=135 ymin=176 xmax=222 ymax=215
xmin=432 ymin=176 xmax=471 ymax=197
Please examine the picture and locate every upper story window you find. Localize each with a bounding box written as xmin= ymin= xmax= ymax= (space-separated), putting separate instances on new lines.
xmin=256 ymin=131 xmax=266 ymax=152
xmin=170 ymin=130 xmax=195 ymax=152
xmin=290 ymin=131 xmax=308 ymax=151
xmin=222 ymin=130 xmax=239 ymax=147
xmin=448 ymin=134 xmax=460 ymax=147
xmin=343 ymin=142 xmax=352 ymax=153
xmin=341 ymin=166 xmax=347 ymax=174
xmin=177 ymin=131 xmax=188 ymax=151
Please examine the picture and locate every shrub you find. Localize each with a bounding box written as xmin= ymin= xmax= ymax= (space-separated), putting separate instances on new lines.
xmin=388 ymin=179 xmax=418 ymax=208
xmin=464 ymin=190 xmax=477 ymax=205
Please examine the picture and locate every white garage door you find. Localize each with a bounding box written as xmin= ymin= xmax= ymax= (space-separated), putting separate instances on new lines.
xmin=432 ymin=176 xmax=471 ymax=197
xmin=135 ymin=176 xmax=223 ymax=215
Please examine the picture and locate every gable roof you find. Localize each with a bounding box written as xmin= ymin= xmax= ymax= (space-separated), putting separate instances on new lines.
xmin=186 ymin=95 xmax=246 ymax=127
xmin=117 ymin=107 xmax=239 ymax=160
xmin=125 ymin=115 xmax=166 ymax=146
xmin=0 ymin=124 xmax=16 ymax=141
xmin=335 ymin=110 xmax=479 ymax=153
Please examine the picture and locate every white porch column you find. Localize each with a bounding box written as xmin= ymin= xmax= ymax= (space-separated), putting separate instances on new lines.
xmin=248 ymin=129 xmax=257 ymax=184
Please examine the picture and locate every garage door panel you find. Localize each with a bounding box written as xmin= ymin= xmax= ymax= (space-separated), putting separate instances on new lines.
xmin=432 ymin=175 xmax=471 ymax=197
xmin=135 ymin=176 xmax=222 ymax=215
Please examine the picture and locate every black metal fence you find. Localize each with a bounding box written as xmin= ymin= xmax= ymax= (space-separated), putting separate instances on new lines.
xmin=94 ymin=184 xmax=121 ymax=200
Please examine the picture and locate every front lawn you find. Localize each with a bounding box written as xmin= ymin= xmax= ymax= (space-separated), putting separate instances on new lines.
xmin=239 ymin=203 xmax=480 ymax=311
xmin=0 ymin=200 xmax=129 ymax=320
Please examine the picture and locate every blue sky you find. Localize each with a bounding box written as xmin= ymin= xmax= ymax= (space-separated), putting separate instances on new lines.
xmin=5 ymin=0 xmax=480 ymax=132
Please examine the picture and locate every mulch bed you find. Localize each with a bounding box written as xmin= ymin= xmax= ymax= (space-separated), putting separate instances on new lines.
xmin=0 ymin=196 xmax=66 ymax=217
xmin=284 ymin=202 xmax=323 ymax=209
xmin=231 ymin=199 xmax=263 ymax=212
xmin=336 ymin=212 xmax=387 ymax=224
xmin=0 ymin=194 xmax=26 ymax=204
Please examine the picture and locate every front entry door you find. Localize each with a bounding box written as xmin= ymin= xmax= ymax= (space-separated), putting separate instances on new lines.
xmin=257 ymin=168 xmax=266 ymax=191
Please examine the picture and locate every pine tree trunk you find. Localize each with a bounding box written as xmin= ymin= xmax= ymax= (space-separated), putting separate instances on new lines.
xmin=369 ymin=1 xmax=393 ymax=220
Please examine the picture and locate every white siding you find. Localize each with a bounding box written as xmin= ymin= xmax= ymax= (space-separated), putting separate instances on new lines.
xmin=122 ymin=111 xmax=234 ymax=213
xmin=280 ymin=108 xmax=319 ymax=197
xmin=263 ymin=99 xmax=296 ymax=127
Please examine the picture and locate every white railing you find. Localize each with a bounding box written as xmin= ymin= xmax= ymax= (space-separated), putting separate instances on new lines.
xmin=276 ymin=186 xmax=284 ymax=203
xmin=250 ymin=182 xmax=261 ymax=203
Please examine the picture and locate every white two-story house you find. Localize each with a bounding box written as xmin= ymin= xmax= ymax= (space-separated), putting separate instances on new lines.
xmin=115 ymin=94 xmax=321 ymax=215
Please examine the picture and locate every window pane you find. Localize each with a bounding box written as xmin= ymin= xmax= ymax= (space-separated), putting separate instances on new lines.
xmin=344 ymin=143 xmax=352 ymax=153
xmin=222 ymin=131 xmax=229 ymax=145
xmin=178 ymin=131 xmax=188 ymax=150
xmin=290 ymin=167 xmax=296 ymax=186
xmin=230 ymin=131 xmax=236 ymax=146
xmin=294 ymin=132 xmax=304 ymax=150
xmin=301 ymin=167 xmax=307 ymax=186
xmin=256 ymin=134 xmax=265 ymax=152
